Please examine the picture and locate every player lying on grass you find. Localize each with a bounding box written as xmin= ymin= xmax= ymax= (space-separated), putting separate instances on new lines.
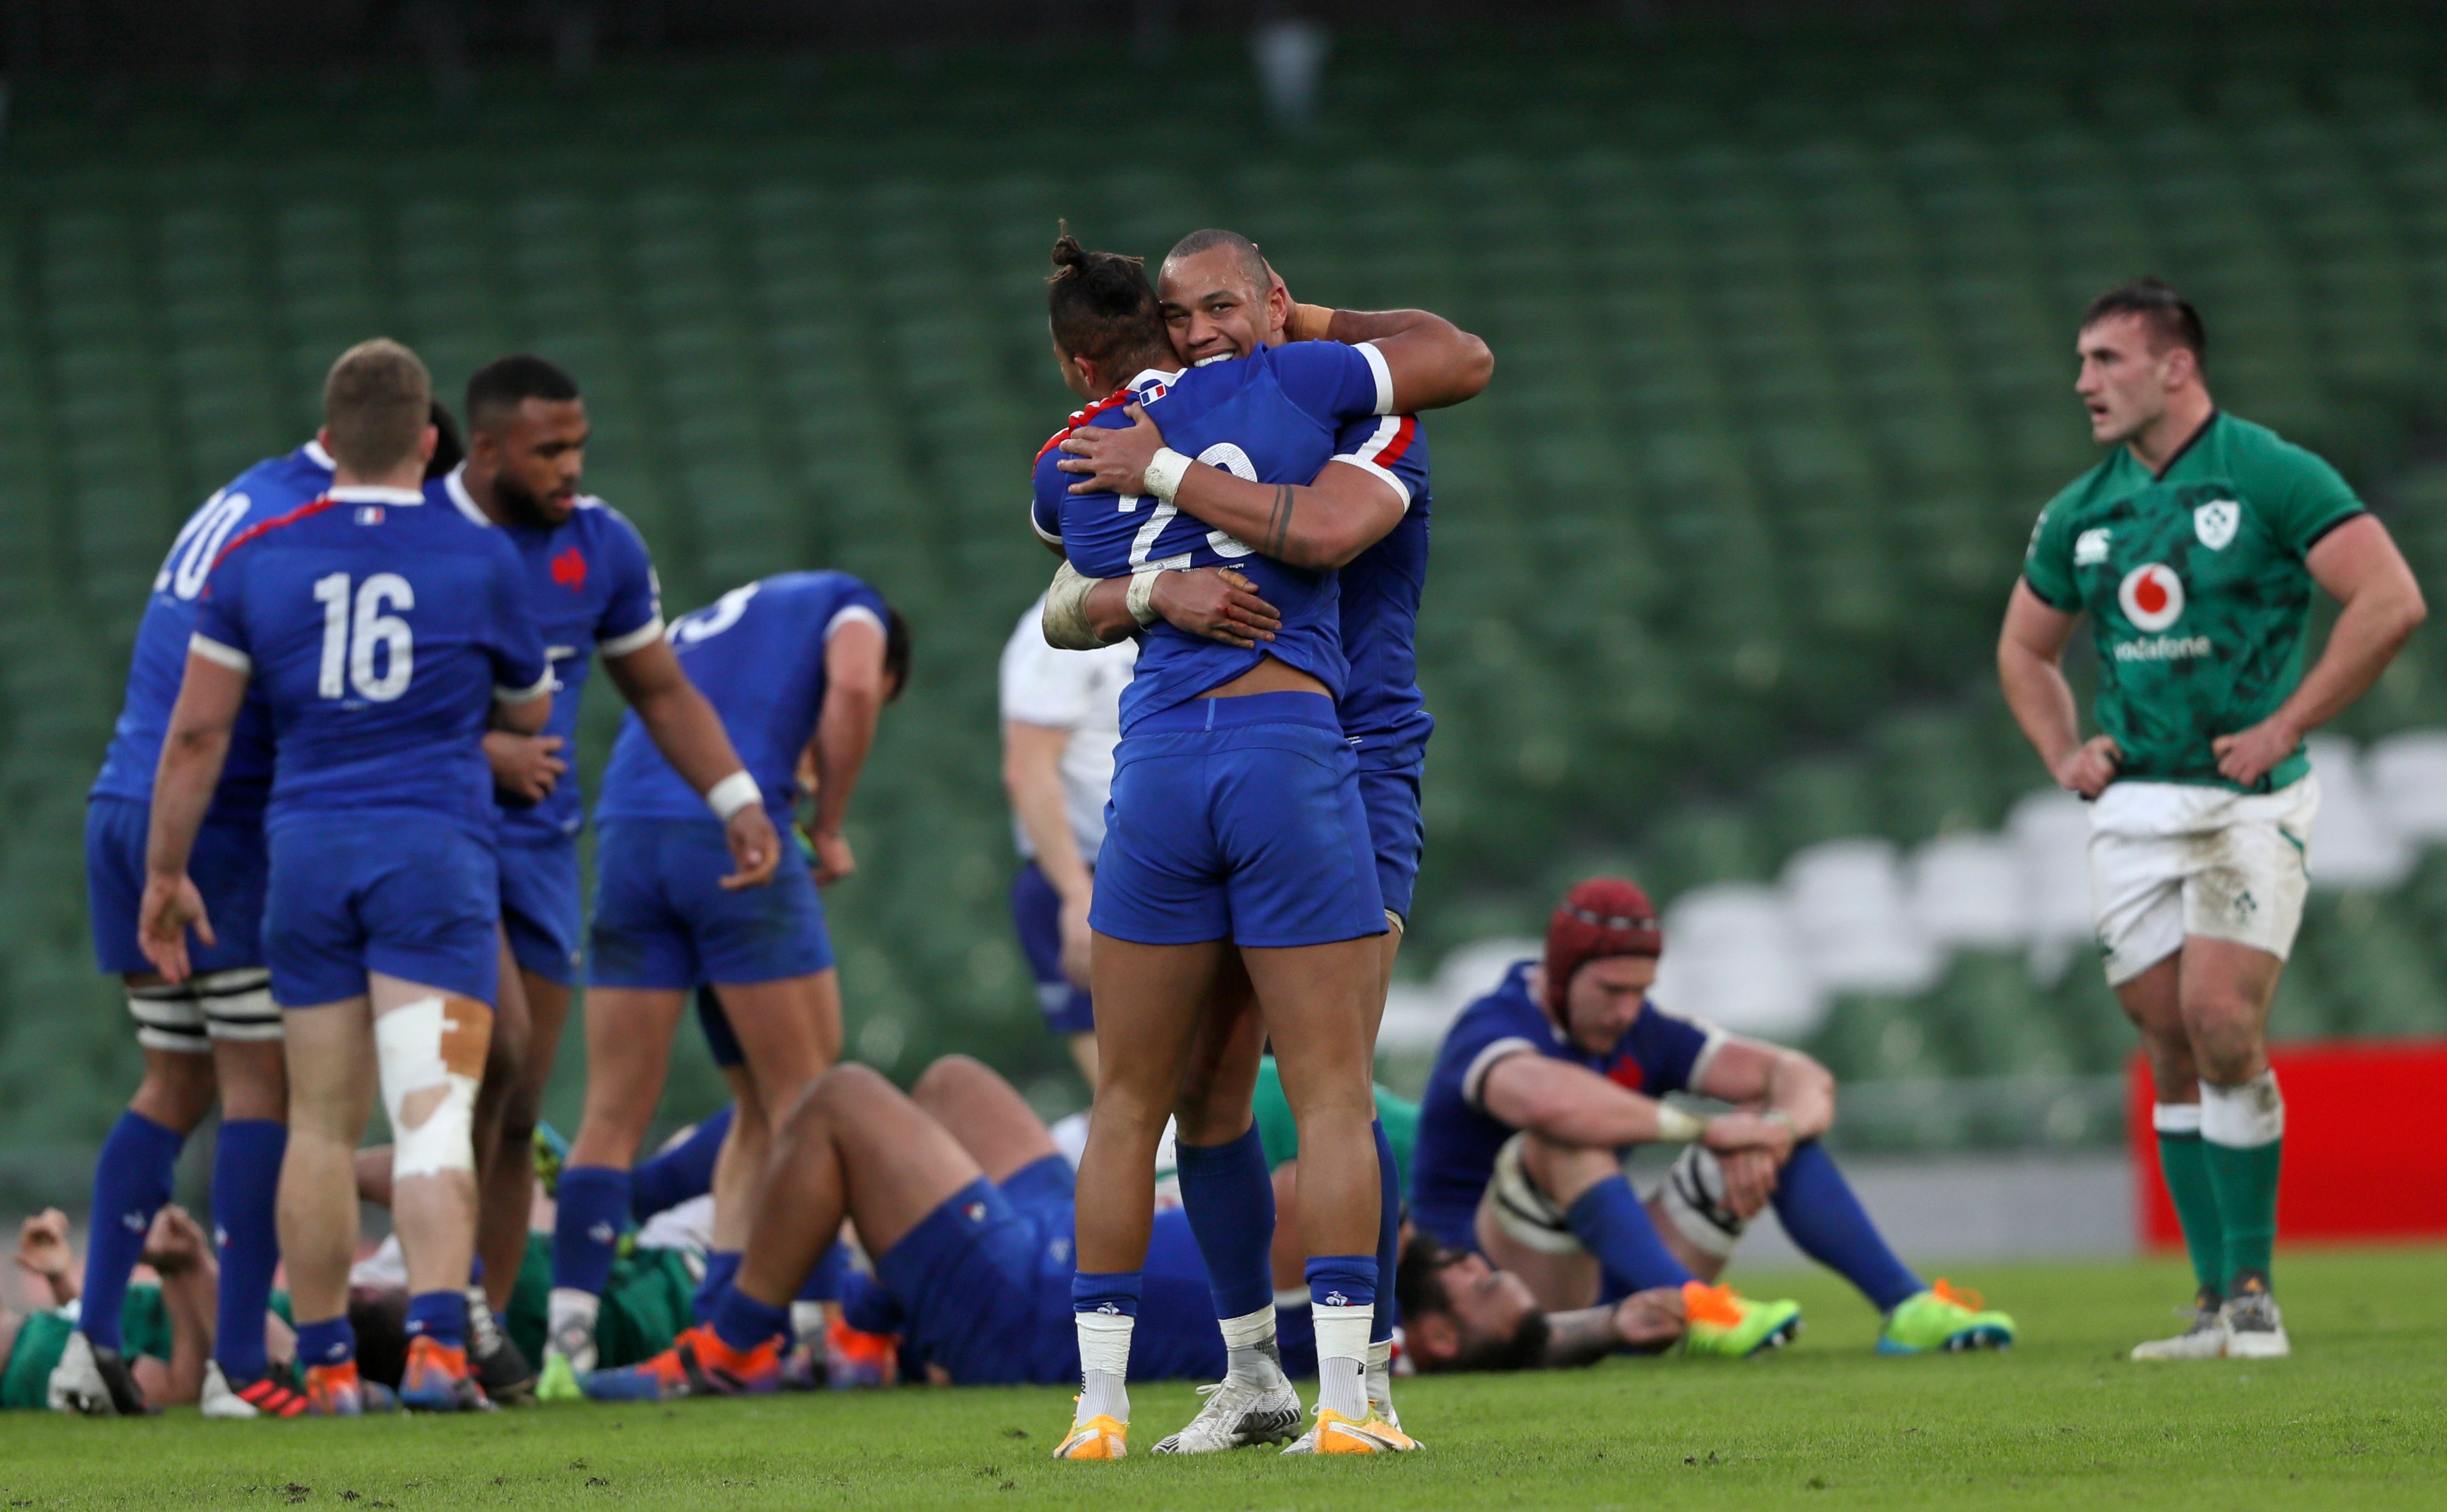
xmin=1412 ymin=878 xmax=2016 ymax=1356
xmin=571 ymin=1053 xmax=1625 ymax=1407
xmin=8 ymin=1208 xmax=293 ymax=1410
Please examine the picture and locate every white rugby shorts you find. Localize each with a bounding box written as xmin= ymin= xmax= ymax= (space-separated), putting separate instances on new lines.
xmin=2088 ymin=775 xmax=2318 ymax=986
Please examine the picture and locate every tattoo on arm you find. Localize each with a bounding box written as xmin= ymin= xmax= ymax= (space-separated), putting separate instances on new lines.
xmin=1266 ymin=485 xmax=1295 ymax=559
xmin=1539 ymin=1308 xmax=1622 ymax=1369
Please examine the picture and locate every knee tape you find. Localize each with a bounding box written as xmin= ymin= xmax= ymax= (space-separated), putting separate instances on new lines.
xmin=1489 ymin=1132 xmax=1584 ymax=1255
xmin=1656 ymin=1144 xmax=1749 ymax=1260
xmin=377 ymin=995 xmax=492 ymax=1180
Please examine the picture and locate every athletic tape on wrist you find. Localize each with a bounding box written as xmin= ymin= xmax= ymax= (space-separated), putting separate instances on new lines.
xmin=1142 ymin=447 xmax=1191 ymax=504
xmin=706 ymin=771 xmax=762 ymax=821
xmin=1653 ymin=1104 xmax=1705 ymax=1142
xmin=1127 ymin=570 xmax=1163 ymax=627
xmin=1041 ymin=561 xmax=1105 ymax=650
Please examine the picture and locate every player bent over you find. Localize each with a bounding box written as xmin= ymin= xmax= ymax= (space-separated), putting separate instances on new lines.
xmin=1413 ymin=879 xmax=2015 ymax=1357
xmin=542 ymin=571 xmax=906 ymax=1397
xmin=142 ymin=339 xmax=552 ymax=1414
xmin=1999 ymin=280 xmax=2423 ymax=1360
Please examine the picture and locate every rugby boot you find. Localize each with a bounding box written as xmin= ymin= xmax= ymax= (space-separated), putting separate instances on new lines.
xmin=2131 ymin=1289 xmax=2230 ymax=1360
xmin=398 ymin=1337 xmax=494 ymax=1412
xmin=47 ymin=1332 xmax=154 ymax=1416
xmin=582 ymin=1324 xmax=781 ymax=1402
xmin=1878 ymin=1278 xmax=2017 ymax=1354
xmin=1052 ymin=1409 xmax=1129 ymax=1460
xmin=2222 ymin=1276 xmax=2290 ymax=1359
xmin=201 ymin=1360 xmax=307 ymax=1419
xmin=302 ymin=1360 xmax=399 ymax=1416
xmin=1152 ymin=1374 xmax=1303 ymax=1453
xmin=823 ymin=1315 xmax=898 ymax=1389
xmin=468 ymin=1290 xmax=537 ymax=1405
xmin=1282 ymin=1404 xmax=1420 ymax=1455
xmin=533 ymin=1122 xmax=569 ymax=1200
xmin=1680 ymin=1281 xmax=1802 ymax=1358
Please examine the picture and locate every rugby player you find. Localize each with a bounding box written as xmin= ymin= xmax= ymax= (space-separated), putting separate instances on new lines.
xmin=436 ymin=355 xmax=776 ymax=1399
xmin=998 ymin=597 xmax=1134 ymax=1083
xmin=543 ymin=569 xmax=907 ymax=1397
xmin=581 ymin=1055 xmax=1685 ymax=1400
xmin=1031 ymin=230 xmax=1489 ymax=1458
xmin=1412 ymin=879 xmax=2015 ymax=1355
xmin=141 ymin=338 xmax=552 ymax=1414
xmin=62 ymin=427 xmax=344 ymax=1418
xmin=1048 ymin=249 xmax=1447 ymax=1450
xmin=1998 ymin=279 xmax=2424 ymax=1360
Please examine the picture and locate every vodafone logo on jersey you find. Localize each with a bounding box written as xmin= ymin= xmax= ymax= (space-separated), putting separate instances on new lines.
xmin=2118 ymin=563 xmax=2186 ymax=632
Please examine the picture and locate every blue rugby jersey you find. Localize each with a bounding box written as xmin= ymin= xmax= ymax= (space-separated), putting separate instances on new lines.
xmin=433 ymin=466 xmax=662 ymax=842
xmin=1409 ymin=960 xmax=1722 ymax=1249
xmin=1330 ymin=413 xmax=1435 ymax=772
xmin=91 ymin=442 xmax=337 ymax=821
xmin=592 ymin=571 xmax=889 ymax=823
xmin=1031 ymin=341 xmax=1395 ymax=730
xmin=190 ymin=484 xmax=550 ymax=838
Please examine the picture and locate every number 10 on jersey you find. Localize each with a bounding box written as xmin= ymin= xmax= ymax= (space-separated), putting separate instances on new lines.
xmin=313 ymin=571 xmax=414 ymax=702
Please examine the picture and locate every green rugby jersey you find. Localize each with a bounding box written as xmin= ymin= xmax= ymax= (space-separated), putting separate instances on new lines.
xmin=2023 ymin=412 xmax=2365 ymax=792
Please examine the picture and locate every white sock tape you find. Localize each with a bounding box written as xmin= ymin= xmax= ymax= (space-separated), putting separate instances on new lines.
xmin=1142 ymin=447 xmax=1191 ymax=504
xmin=1076 ymin=1310 xmax=1135 ymax=1376
xmin=2152 ymin=1102 xmax=2204 ymax=1135
xmin=2200 ymin=1071 xmax=2284 ymax=1149
xmin=1313 ymin=1302 xmax=1373 ymax=1364
xmin=1218 ymin=1304 xmax=1277 ymax=1352
xmin=378 ymin=995 xmax=479 ymax=1180
xmin=706 ymin=771 xmax=762 ymax=821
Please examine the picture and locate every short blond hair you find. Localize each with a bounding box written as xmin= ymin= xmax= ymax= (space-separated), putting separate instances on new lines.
xmin=323 ymin=338 xmax=432 ymax=476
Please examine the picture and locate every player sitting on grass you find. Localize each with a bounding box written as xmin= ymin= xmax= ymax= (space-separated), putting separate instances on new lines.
xmin=1412 ymin=879 xmax=2015 ymax=1357
xmin=7 ymin=1208 xmax=294 ymax=1410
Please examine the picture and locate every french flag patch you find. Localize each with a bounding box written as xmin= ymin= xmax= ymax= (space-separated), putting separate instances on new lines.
xmin=355 ymin=505 xmax=385 ymax=526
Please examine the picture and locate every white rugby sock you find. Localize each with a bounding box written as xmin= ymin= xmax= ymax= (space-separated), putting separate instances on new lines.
xmin=1366 ymin=1337 xmax=1395 ymax=1411
xmin=546 ymin=1287 xmax=600 ymax=1353
xmin=1313 ymin=1303 xmax=1372 ymax=1421
xmin=1075 ymin=1313 xmax=1134 ymax=1423
xmin=1219 ymin=1304 xmax=1285 ymax=1387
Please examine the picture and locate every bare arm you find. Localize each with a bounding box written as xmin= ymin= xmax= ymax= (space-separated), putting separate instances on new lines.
xmin=804 ymin=618 xmax=888 ymax=886
xmin=2213 ymin=513 xmax=2428 ymax=786
xmin=137 ymin=1208 xmax=215 ymax=1408
xmin=1480 ymin=1051 xmax=1801 ymax=1158
xmin=1997 ymin=579 xmax=2121 ymax=798
xmin=140 ymin=654 xmax=249 ymax=982
xmin=1328 ymin=308 xmax=1493 ymax=412
xmin=1004 ymin=722 xmax=1094 ymax=990
xmin=605 ymin=637 xmax=779 ymax=888
xmin=1690 ymin=1038 xmax=1835 ymax=1144
xmin=1058 ymin=405 xmax=1409 ymax=570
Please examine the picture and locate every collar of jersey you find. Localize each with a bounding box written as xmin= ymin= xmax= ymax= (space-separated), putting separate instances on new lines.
xmin=442 ymin=463 xmax=493 ymax=526
xmin=302 ymin=438 xmax=337 ymax=470
xmin=1130 ymin=367 xmax=1183 ymax=393
xmin=329 ymin=485 xmax=425 ymax=504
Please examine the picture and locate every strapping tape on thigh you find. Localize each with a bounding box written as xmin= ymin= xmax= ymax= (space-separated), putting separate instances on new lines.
xmin=128 ymin=982 xmax=209 ymax=1054
xmin=1490 ymin=1132 xmax=1584 ymax=1255
xmin=1656 ymin=1144 xmax=1747 ymax=1259
xmin=195 ymin=968 xmax=281 ymax=1042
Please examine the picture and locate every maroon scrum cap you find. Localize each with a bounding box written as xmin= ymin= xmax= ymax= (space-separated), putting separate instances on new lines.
xmin=1542 ymin=877 xmax=1662 ymax=1014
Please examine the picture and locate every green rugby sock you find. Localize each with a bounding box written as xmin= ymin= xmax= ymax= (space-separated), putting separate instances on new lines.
xmin=2155 ymin=1121 xmax=2226 ymax=1298
xmin=2204 ymin=1135 xmax=2281 ymax=1290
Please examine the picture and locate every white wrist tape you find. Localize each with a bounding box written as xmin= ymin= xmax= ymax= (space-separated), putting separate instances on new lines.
xmin=378 ymin=996 xmax=484 ymax=1180
xmin=1653 ymin=1103 xmax=1706 ymax=1143
xmin=1142 ymin=447 xmax=1192 ymax=504
xmin=1041 ymin=560 xmax=1107 ymax=649
xmin=1127 ymin=570 xmax=1163 ymax=627
xmin=706 ymin=771 xmax=762 ymax=821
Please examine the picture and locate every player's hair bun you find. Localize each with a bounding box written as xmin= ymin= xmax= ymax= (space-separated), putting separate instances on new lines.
xmin=1050 ymin=229 xmax=1090 ymax=277
xmin=1046 ymin=224 xmax=1163 ymax=369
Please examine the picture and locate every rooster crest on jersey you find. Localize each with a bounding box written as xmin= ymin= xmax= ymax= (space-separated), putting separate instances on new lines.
xmin=2118 ymin=563 xmax=2186 ymax=632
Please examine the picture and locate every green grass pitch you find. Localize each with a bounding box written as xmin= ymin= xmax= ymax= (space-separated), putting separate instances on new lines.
xmin=2 ymin=1247 xmax=2439 ymax=1511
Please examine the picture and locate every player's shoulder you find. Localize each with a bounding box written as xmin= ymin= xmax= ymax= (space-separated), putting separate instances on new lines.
xmin=1446 ymin=961 xmax=1547 ymax=1045
xmin=2213 ymin=412 xmax=2349 ymax=488
xmin=571 ymin=493 xmax=649 ymax=544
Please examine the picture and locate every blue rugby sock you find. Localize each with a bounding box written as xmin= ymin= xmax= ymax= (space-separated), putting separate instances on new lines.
xmin=1370 ymin=1119 xmax=1400 ymax=1347
xmin=552 ymin=1165 xmax=629 ymax=1296
xmin=631 ymin=1106 xmax=733 ymax=1222
xmin=210 ymin=1119 xmax=285 ymax=1382
xmin=695 ymin=1250 xmax=743 ymax=1325
xmin=82 ymin=1110 xmax=187 ymax=1350
xmin=797 ymin=1242 xmax=850 ymax=1304
xmin=1173 ymin=1125 xmax=1277 ymax=1322
xmin=295 ymin=1315 xmax=356 ymax=1370
xmin=711 ymin=1287 xmax=789 ymax=1355
xmin=1565 ymin=1172 xmax=1695 ymax=1293
xmin=405 ymin=1289 xmax=469 ymax=1351
xmin=1771 ymin=1141 xmax=1922 ymax=1313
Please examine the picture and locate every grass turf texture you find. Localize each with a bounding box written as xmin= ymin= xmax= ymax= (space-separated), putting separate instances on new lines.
xmin=2 ymin=1248 xmax=2438 ymax=1511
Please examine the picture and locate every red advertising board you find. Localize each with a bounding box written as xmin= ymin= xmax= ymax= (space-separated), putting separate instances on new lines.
xmin=2130 ymin=1041 xmax=2447 ymax=1247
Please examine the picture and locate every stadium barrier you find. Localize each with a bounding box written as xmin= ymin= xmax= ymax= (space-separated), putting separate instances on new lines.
xmin=2127 ymin=1041 xmax=2447 ymax=1247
